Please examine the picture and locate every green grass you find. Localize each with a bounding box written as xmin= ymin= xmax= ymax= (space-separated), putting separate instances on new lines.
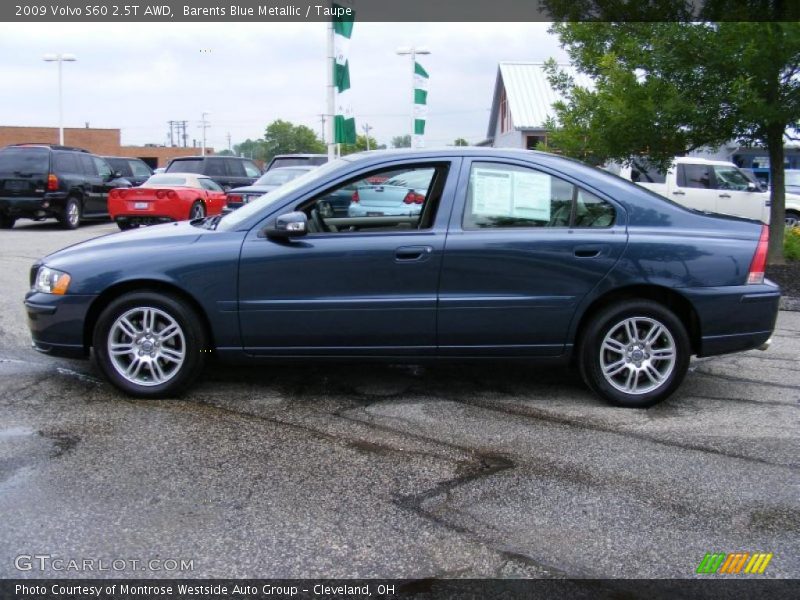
xmin=785 ymin=227 xmax=800 ymax=261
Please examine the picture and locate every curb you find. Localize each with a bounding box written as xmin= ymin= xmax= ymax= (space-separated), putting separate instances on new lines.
xmin=780 ymin=296 xmax=800 ymax=312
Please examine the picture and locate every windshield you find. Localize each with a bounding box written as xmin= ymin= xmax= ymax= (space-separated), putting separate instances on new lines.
xmin=255 ymin=168 xmax=310 ymax=186
xmin=218 ymin=159 xmax=348 ymax=231
xmin=0 ymin=147 xmax=49 ymax=174
xmin=143 ymin=175 xmax=190 ymax=187
xmin=786 ymin=171 xmax=800 ymax=187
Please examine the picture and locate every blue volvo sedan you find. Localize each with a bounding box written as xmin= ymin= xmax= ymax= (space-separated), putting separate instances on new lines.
xmin=24 ymin=149 xmax=780 ymax=407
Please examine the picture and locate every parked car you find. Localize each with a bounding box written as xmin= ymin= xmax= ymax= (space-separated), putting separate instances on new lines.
xmin=266 ymin=153 xmax=328 ymax=171
xmin=226 ymin=166 xmax=315 ymax=209
xmin=24 ymin=148 xmax=779 ymax=408
xmin=108 ymin=173 xmax=227 ymax=230
xmin=165 ymin=156 xmax=261 ymax=190
xmin=348 ymin=168 xmax=434 ymax=218
xmin=620 ymin=157 xmax=775 ymax=223
xmin=0 ymin=144 xmax=131 ymax=229
xmin=786 ymin=169 xmax=800 ymax=196
xmin=103 ymin=156 xmax=154 ymax=186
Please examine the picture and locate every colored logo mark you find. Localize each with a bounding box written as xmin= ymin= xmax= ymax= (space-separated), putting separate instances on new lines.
xmin=696 ymin=552 xmax=773 ymax=574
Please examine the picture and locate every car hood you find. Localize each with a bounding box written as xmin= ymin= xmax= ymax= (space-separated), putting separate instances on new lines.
xmin=228 ymin=185 xmax=278 ymax=194
xmin=43 ymin=221 xmax=206 ymax=268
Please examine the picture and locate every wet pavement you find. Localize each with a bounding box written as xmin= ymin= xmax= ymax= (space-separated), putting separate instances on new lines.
xmin=0 ymin=221 xmax=798 ymax=579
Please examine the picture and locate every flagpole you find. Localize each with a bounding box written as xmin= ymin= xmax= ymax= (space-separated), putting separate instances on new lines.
xmin=326 ymin=21 xmax=336 ymax=160
xmin=410 ymin=49 xmax=416 ymax=148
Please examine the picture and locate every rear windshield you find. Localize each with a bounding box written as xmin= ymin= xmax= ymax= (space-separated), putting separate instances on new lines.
xmin=143 ymin=175 xmax=190 ymax=187
xmin=0 ymin=147 xmax=49 ymax=174
xmin=255 ymin=168 xmax=310 ymax=186
xmin=166 ymin=159 xmax=204 ymax=174
xmin=270 ymin=157 xmax=326 ymax=169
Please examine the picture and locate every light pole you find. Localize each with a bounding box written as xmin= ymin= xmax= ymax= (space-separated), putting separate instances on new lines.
xmin=200 ymin=112 xmax=211 ymax=156
xmin=396 ymin=46 xmax=430 ymax=148
xmin=42 ymin=53 xmax=77 ymax=145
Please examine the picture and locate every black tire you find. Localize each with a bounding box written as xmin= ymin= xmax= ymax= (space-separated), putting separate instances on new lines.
xmin=117 ymin=221 xmax=136 ymax=231
xmin=786 ymin=210 xmax=800 ymax=228
xmin=189 ymin=201 xmax=205 ymax=220
xmin=92 ymin=291 xmax=208 ymax=398
xmin=578 ymin=300 xmax=690 ymax=408
xmin=0 ymin=215 xmax=15 ymax=229
xmin=59 ymin=196 xmax=81 ymax=230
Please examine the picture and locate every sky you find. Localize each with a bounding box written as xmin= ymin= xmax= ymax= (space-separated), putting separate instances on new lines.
xmin=0 ymin=22 xmax=567 ymax=151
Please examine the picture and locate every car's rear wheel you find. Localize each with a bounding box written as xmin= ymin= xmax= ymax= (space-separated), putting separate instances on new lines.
xmin=189 ymin=201 xmax=205 ymax=220
xmin=786 ymin=210 xmax=800 ymax=228
xmin=0 ymin=214 xmax=15 ymax=229
xmin=93 ymin=291 xmax=207 ymax=398
xmin=579 ymin=300 xmax=690 ymax=408
xmin=59 ymin=197 xmax=81 ymax=230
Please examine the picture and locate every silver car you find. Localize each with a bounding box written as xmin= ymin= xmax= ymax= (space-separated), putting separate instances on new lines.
xmin=348 ymin=168 xmax=434 ymax=218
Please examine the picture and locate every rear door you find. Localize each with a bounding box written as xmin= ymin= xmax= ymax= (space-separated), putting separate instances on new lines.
xmin=77 ymin=153 xmax=104 ymax=215
xmin=673 ymin=163 xmax=718 ymax=214
xmin=438 ymin=158 xmax=627 ymax=357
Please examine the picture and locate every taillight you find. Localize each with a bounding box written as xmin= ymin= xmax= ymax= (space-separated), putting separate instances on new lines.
xmin=167 ymin=190 xmax=177 ymax=200
xmin=109 ymin=190 xmax=118 ymax=199
xmin=403 ymin=190 xmax=425 ymax=205
xmin=156 ymin=190 xmax=166 ymax=199
xmin=228 ymin=194 xmax=242 ymax=203
xmin=47 ymin=174 xmax=58 ymax=191
xmin=747 ymin=224 xmax=769 ymax=285
xmin=351 ymin=190 xmax=360 ymax=203
xmin=118 ymin=189 xmax=128 ymax=199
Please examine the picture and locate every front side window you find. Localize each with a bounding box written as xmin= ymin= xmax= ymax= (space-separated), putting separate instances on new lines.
xmin=242 ymin=161 xmax=261 ymax=178
xmin=712 ymin=166 xmax=750 ymax=191
xmin=130 ymin=160 xmax=152 ymax=177
xmin=199 ymin=178 xmax=223 ymax=192
xmin=299 ymin=163 xmax=445 ymax=234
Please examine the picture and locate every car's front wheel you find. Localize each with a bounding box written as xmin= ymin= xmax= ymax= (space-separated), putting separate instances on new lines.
xmin=579 ymin=300 xmax=690 ymax=408
xmin=93 ymin=292 xmax=207 ymax=398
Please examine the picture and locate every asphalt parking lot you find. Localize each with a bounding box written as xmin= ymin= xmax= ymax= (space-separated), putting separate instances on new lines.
xmin=0 ymin=220 xmax=798 ymax=580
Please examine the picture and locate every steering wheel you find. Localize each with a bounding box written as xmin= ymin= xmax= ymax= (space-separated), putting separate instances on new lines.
xmin=310 ymin=207 xmax=328 ymax=233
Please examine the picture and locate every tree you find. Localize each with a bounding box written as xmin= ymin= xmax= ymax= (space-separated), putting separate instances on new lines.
xmin=453 ymin=138 xmax=469 ymax=147
xmin=391 ymin=134 xmax=411 ymax=148
xmin=215 ymin=149 xmax=235 ymax=157
xmin=263 ymin=119 xmax=326 ymax=160
xmin=340 ymin=134 xmax=382 ymax=155
xmin=233 ymin=138 xmax=269 ymax=162
xmin=541 ymin=6 xmax=800 ymax=264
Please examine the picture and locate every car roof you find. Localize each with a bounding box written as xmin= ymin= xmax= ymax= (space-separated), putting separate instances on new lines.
xmin=672 ymin=156 xmax=736 ymax=166
xmin=272 ymin=154 xmax=326 ymax=158
xmin=169 ymin=155 xmax=247 ymax=161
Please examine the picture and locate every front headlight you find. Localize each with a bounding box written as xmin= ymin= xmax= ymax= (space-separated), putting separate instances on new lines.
xmin=34 ymin=266 xmax=71 ymax=295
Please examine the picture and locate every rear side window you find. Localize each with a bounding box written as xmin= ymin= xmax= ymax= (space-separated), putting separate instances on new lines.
xmin=78 ymin=154 xmax=97 ymax=176
xmin=679 ymin=164 xmax=711 ymax=189
xmin=206 ymin=160 xmax=227 ymax=176
xmin=53 ymin=152 xmax=80 ymax=173
xmin=225 ymin=159 xmax=245 ymax=177
xmin=0 ymin=148 xmax=49 ymax=174
xmin=463 ymin=162 xmax=615 ymax=229
xmin=93 ymin=157 xmax=113 ymax=179
xmin=167 ymin=159 xmax=204 ymax=174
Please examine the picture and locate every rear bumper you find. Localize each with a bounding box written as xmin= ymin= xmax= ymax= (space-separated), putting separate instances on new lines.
xmin=680 ymin=281 xmax=781 ymax=357
xmin=114 ymin=215 xmax=175 ymax=226
xmin=24 ymin=291 xmax=96 ymax=358
xmin=0 ymin=193 xmax=67 ymax=218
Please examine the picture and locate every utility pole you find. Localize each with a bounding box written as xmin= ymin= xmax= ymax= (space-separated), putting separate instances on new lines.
xmin=178 ymin=121 xmax=188 ymax=147
xmin=200 ymin=112 xmax=211 ymax=156
xmin=319 ymin=114 xmax=327 ymax=144
xmin=167 ymin=121 xmax=175 ymax=146
xmin=361 ymin=123 xmax=373 ymax=150
xmin=326 ymin=21 xmax=336 ymax=160
xmin=226 ymin=132 xmax=232 ymax=152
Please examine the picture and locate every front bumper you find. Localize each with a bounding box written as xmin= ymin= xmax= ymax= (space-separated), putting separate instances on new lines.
xmin=680 ymin=281 xmax=781 ymax=357
xmin=24 ymin=291 xmax=96 ymax=358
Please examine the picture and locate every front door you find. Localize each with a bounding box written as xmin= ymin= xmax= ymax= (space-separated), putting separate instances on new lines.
xmin=237 ymin=159 xmax=460 ymax=356
xmin=710 ymin=163 xmax=769 ymax=222
xmin=438 ymin=159 xmax=627 ymax=357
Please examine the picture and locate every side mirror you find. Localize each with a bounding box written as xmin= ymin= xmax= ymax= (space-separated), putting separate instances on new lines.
xmin=266 ymin=211 xmax=308 ymax=239
xmin=746 ymin=182 xmax=759 ymax=192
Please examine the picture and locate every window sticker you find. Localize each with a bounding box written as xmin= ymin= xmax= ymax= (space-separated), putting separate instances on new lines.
xmin=471 ymin=167 xmax=552 ymax=221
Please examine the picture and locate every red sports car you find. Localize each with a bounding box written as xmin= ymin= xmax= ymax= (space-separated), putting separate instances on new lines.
xmin=108 ymin=173 xmax=227 ymax=230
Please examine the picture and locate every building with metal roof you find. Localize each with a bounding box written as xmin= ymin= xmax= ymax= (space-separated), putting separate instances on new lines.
xmin=481 ymin=62 xmax=593 ymax=149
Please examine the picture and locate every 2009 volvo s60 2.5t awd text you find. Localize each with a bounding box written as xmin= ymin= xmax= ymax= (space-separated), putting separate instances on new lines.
xmin=24 ymin=149 xmax=780 ymax=407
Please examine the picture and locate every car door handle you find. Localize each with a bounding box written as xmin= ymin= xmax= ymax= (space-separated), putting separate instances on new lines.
xmin=672 ymin=190 xmax=686 ymax=196
xmin=574 ymin=245 xmax=605 ymax=258
xmin=395 ymin=245 xmax=433 ymax=262
xmin=719 ymin=193 xmax=731 ymax=198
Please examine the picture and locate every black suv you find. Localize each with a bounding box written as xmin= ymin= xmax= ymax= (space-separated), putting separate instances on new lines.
xmin=165 ymin=155 xmax=261 ymax=190
xmin=0 ymin=144 xmax=131 ymax=229
xmin=103 ymin=156 xmax=153 ymax=186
